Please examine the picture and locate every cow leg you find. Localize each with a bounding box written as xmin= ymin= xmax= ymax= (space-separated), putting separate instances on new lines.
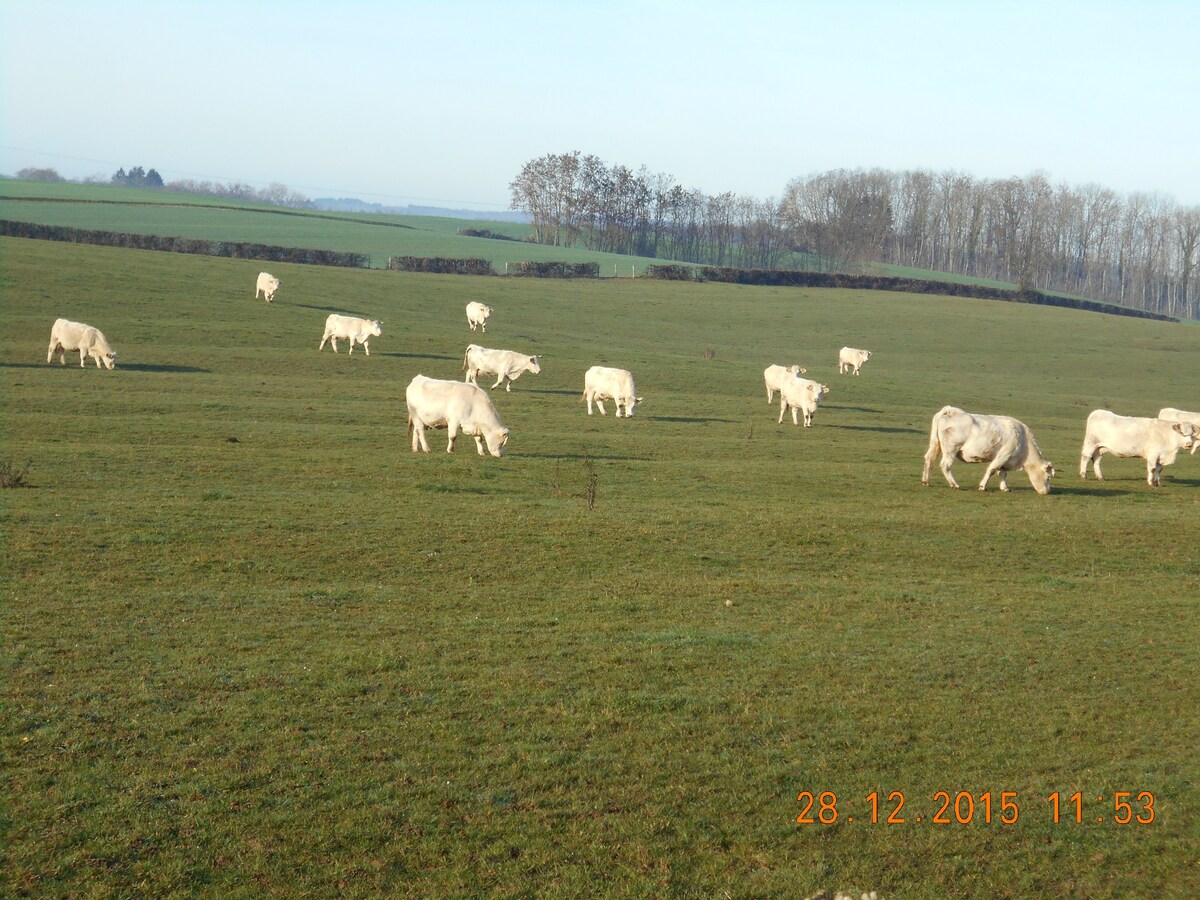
xmin=997 ymin=470 xmax=1010 ymax=492
xmin=492 ymin=374 xmax=504 ymax=390
xmin=979 ymin=460 xmax=1002 ymax=491
xmin=363 ymin=340 xmax=370 ymax=356
xmin=791 ymin=406 xmax=800 ymax=426
xmin=79 ymin=349 xmax=87 ymax=367
xmin=474 ymin=434 xmax=486 ymax=456
xmin=940 ymin=456 xmax=961 ymax=489
xmin=1148 ymin=458 xmax=1162 ymax=486
xmin=1080 ymin=444 xmax=1100 ymax=479
xmin=595 ymin=398 xmax=607 ymax=416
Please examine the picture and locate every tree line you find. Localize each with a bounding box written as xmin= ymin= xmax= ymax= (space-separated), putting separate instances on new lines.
xmin=510 ymin=152 xmax=1200 ymax=319
xmin=9 ymin=166 xmax=312 ymax=210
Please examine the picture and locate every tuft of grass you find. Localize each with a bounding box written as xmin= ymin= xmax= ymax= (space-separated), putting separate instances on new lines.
xmin=0 ymin=459 xmax=32 ymax=488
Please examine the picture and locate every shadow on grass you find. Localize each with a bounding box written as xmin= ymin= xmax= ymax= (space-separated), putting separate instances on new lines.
xmin=284 ymin=302 xmax=374 ymax=316
xmin=1055 ymin=485 xmax=1138 ymax=497
xmin=379 ymin=352 xmax=458 ymax=362
xmin=520 ymin=452 xmax=651 ymax=461
xmin=824 ymin=405 xmax=883 ymax=413
xmin=529 ymin=389 xmax=583 ymax=397
xmin=828 ymin=424 xmax=922 ymax=434
xmin=649 ymin=416 xmax=735 ymax=424
xmin=120 ymin=363 xmax=212 ymax=373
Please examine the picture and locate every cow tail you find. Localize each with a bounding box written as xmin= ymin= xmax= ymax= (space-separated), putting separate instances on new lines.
xmin=923 ymin=408 xmax=948 ymax=481
xmin=462 ymin=348 xmax=470 ymax=373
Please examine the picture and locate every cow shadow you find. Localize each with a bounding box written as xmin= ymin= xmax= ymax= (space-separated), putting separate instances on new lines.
xmin=827 ymin=424 xmax=922 ymax=435
xmin=284 ymin=302 xmax=375 ymax=316
xmin=1057 ymin=485 xmax=1137 ymax=497
xmin=380 ymin=352 xmax=458 ymax=362
xmin=650 ymin=416 xmax=735 ymax=424
xmin=119 ymin=363 xmax=212 ymax=373
xmin=825 ymin=405 xmax=883 ymax=413
xmin=529 ymin=389 xmax=583 ymax=397
xmin=522 ymin=452 xmax=651 ymax=461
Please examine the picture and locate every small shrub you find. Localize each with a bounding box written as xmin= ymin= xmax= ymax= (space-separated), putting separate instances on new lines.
xmin=703 ymin=348 xmax=716 ymax=360
xmin=0 ymin=459 xmax=32 ymax=488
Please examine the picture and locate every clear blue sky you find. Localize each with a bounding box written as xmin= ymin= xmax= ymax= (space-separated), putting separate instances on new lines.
xmin=3 ymin=0 xmax=1198 ymax=209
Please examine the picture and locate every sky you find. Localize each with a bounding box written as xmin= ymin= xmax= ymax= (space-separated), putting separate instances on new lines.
xmin=3 ymin=0 xmax=1198 ymax=210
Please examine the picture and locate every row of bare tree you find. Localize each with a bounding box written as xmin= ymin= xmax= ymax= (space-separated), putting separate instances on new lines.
xmin=508 ymin=152 xmax=789 ymax=270
xmin=509 ymin=152 xmax=1200 ymax=318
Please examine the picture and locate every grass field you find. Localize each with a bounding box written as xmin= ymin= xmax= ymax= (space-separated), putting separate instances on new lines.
xmin=3 ymin=234 xmax=1199 ymax=898
xmin=0 ymin=180 xmax=685 ymax=276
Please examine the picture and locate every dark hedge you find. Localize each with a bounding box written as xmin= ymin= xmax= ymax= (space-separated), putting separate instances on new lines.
xmin=0 ymin=220 xmax=370 ymax=268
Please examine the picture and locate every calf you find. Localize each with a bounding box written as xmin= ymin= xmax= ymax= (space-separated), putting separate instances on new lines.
xmin=466 ymin=301 xmax=493 ymax=332
xmin=319 ymin=314 xmax=382 ymax=356
xmin=255 ymin=272 xmax=280 ymax=303
xmin=838 ymin=347 xmax=871 ymax=375
xmin=583 ymin=366 xmax=641 ymax=417
xmin=463 ymin=344 xmax=541 ymax=391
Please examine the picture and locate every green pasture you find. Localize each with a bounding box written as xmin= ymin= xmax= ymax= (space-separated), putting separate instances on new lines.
xmin=0 ymin=181 xmax=672 ymax=275
xmin=3 ymin=236 xmax=1199 ymax=897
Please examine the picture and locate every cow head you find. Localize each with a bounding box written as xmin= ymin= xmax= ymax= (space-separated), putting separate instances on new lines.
xmin=1028 ymin=461 xmax=1054 ymax=495
xmin=370 ymin=321 xmax=383 ymax=337
xmin=624 ymin=396 xmax=644 ymax=417
xmin=812 ymin=383 xmax=829 ymax=401
xmin=528 ymin=356 xmax=542 ymax=374
xmin=102 ymin=351 xmax=117 ymax=370
xmin=484 ymin=428 xmax=509 ymax=458
xmin=1175 ymin=422 xmax=1199 ymax=454
xmin=787 ymin=364 xmax=807 ymax=376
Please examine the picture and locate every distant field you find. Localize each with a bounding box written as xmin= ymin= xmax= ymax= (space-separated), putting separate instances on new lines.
xmin=3 ymin=234 xmax=1198 ymax=897
xmin=0 ymin=181 xmax=677 ymax=274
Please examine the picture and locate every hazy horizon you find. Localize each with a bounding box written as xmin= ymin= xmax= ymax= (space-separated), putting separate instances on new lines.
xmin=3 ymin=1 xmax=1198 ymax=209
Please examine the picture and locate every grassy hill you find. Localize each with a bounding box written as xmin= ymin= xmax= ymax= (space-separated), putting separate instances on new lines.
xmin=3 ymin=230 xmax=1198 ymax=896
xmin=0 ymin=180 xmax=676 ymax=275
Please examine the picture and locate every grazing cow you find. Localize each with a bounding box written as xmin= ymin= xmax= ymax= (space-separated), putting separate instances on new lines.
xmin=1157 ymin=408 xmax=1200 ymax=454
xmin=922 ymin=406 xmax=1055 ymax=494
xmin=319 ymin=314 xmax=382 ymax=355
xmin=47 ymin=318 xmax=116 ymax=369
xmin=777 ymin=376 xmax=829 ymax=427
xmin=406 ymin=375 xmax=509 ymax=457
xmin=583 ymin=366 xmax=641 ymax=417
xmin=838 ymin=347 xmax=872 ymax=375
xmin=462 ymin=344 xmax=541 ymax=391
xmin=763 ymin=364 xmax=808 ymax=403
xmin=255 ymin=272 xmax=280 ymax=303
xmin=1080 ymin=409 xmax=1197 ymax=486
xmin=465 ymin=301 xmax=493 ymax=332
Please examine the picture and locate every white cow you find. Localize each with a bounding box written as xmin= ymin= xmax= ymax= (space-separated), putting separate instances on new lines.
xmin=466 ymin=301 xmax=493 ymax=332
xmin=406 ymin=375 xmax=509 ymax=457
xmin=1080 ymin=409 xmax=1197 ymax=486
xmin=922 ymin=406 xmax=1055 ymax=494
xmin=583 ymin=366 xmax=641 ymax=417
xmin=1157 ymin=408 xmax=1200 ymax=455
xmin=462 ymin=344 xmax=541 ymax=391
xmin=763 ymin=364 xmax=808 ymax=403
xmin=838 ymin=347 xmax=872 ymax=375
xmin=319 ymin=314 xmax=382 ymax=355
xmin=255 ymin=272 xmax=280 ymax=303
xmin=47 ymin=318 xmax=116 ymax=369
xmin=777 ymin=376 xmax=829 ymax=427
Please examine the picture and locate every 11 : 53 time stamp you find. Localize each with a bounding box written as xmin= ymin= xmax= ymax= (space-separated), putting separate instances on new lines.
xmin=797 ymin=790 xmax=1156 ymax=826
